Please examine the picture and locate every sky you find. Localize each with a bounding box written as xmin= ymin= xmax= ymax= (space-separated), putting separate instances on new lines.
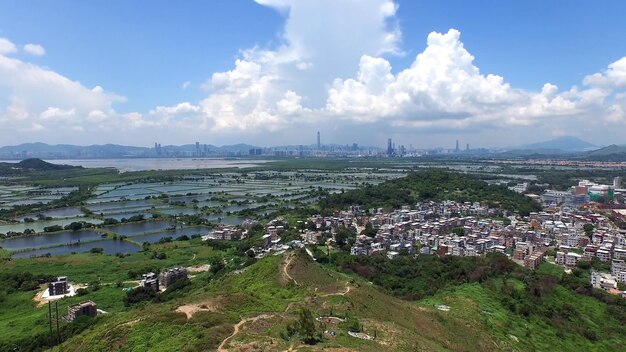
xmin=1 ymin=0 xmax=626 ymax=149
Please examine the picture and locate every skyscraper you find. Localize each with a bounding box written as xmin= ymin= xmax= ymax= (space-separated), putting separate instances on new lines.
xmin=317 ymin=131 xmax=321 ymax=149
xmin=455 ymin=140 xmax=459 ymax=152
xmin=387 ymin=138 xmax=393 ymax=156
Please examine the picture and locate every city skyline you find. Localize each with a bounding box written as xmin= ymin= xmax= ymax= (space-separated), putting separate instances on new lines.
xmin=1 ymin=1 xmax=626 ymax=148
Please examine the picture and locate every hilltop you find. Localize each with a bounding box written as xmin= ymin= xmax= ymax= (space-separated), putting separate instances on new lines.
xmin=0 ymin=158 xmax=81 ymax=175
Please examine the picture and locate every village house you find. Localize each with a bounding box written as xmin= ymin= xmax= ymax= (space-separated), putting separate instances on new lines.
xmin=159 ymin=267 xmax=188 ymax=289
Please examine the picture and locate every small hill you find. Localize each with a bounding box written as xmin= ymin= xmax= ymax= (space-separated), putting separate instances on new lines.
xmin=0 ymin=158 xmax=80 ymax=175
xmin=15 ymin=158 xmax=79 ymax=171
xmin=318 ymin=169 xmax=541 ymax=215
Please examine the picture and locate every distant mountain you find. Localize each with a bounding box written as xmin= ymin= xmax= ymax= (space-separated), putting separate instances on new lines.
xmin=0 ymin=143 xmax=262 ymax=159
xmin=578 ymin=144 xmax=626 ymax=161
xmin=515 ymin=136 xmax=596 ymax=152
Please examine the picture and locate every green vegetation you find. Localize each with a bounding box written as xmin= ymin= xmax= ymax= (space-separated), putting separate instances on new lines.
xmin=2 ymin=161 xmax=626 ymax=351
xmin=319 ymin=170 xmax=541 ymax=215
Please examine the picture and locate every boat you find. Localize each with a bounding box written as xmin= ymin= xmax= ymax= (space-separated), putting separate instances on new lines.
xmin=165 ymin=225 xmax=176 ymax=231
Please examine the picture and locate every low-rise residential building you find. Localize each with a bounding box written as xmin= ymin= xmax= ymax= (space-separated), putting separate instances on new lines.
xmin=159 ymin=267 xmax=188 ymax=289
xmin=140 ymin=272 xmax=159 ymax=291
xmin=48 ymin=276 xmax=69 ymax=296
xmin=591 ymin=271 xmax=617 ymax=290
xmin=565 ymin=252 xmax=582 ymax=266
xmin=524 ymin=252 xmax=545 ymax=270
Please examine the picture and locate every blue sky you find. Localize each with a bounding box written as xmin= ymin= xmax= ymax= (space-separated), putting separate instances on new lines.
xmin=1 ymin=0 xmax=626 ymax=148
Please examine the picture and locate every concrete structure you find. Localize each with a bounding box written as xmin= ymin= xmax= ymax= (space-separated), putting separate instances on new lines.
xmin=48 ymin=276 xmax=69 ymax=296
xmin=524 ymin=252 xmax=545 ymax=270
xmin=67 ymin=301 xmax=97 ymax=321
xmin=140 ymin=272 xmax=159 ymax=291
xmin=565 ymin=252 xmax=582 ymax=266
xmin=159 ymin=267 xmax=188 ymax=289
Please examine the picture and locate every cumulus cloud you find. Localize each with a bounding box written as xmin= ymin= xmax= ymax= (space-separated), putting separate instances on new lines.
xmin=191 ymin=0 xmax=400 ymax=133
xmin=23 ymin=43 xmax=45 ymax=56
xmin=3 ymin=0 xmax=626 ymax=147
xmin=0 ymin=45 xmax=126 ymax=142
xmin=0 ymin=37 xmax=17 ymax=55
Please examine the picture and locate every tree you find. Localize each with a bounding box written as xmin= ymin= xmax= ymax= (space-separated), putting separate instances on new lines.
xmin=296 ymin=308 xmax=319 ymax=344
xmin=362 ymin=222 xmax=377 ymax=237
xmin=124 ymin=286 xmax=157 ymax=306
xmin=334 ymin=226 xmax=354 ymax=250
xmin=583 ymin=223 xmax=594 ymax=238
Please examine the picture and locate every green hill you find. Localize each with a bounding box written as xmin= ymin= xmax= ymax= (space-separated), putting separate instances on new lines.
xmin=319 ymin=169 xmax=541 ymax=215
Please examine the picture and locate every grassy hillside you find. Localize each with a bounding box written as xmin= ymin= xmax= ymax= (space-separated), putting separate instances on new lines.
xmin=50 ymin=250 xmax=511 ymax=352
xmin=319 ymin=169 xmax=542 ymax=215
xmin=2 ymin=248 xmax=620 ymax=351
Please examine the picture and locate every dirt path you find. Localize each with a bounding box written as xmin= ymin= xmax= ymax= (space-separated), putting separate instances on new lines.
xmin=283 ymin=254 xmax=298 ymax=285
xmin=216 ymin=314 xmax=275 ymax=352
xmin=215 ymin=252 xmax=354 ymax=351
xmin=176 ymin=301 xmax=219 ymax=319
xmin=319 ymin=282 xmax=351 ymax=297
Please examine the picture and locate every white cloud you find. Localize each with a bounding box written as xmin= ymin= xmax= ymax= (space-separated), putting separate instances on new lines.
xmin=23 ymin=43 xmax=45 ymax=56
xmin=0 ymin=44 xmax=126 ymax=143
xmin=191 ymin=0 xmax=400 ymax=132
xmin=3 ymin=1 xmax=626 ymax=147
xmin=0 ymin=37 xmax=17 ymax=55
xmin=326 ymin=28 xmax=626 ymax=133
xmin=583 ymin=57 xmax=626 ymax=89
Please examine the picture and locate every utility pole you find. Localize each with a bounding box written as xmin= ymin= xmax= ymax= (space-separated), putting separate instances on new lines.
xmin=48 ymin=301 xmax=53 ymax=346
xmin=55 ymin=301 xmax=61 ymax=345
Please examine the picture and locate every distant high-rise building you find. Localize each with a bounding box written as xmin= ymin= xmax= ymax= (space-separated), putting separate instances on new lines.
xmin=154 ymin=142 xmax=162 ymax=156
xmin=387 ymin=138 xmax=393 ymax=156
xmin=195 ymin=142 xmax=200 ymax=156
xmin=614 ymin=176 xmax=622 ymax=189
xmin=317 ymin=131 xmax=321 ymax=149
xmin=455 ymin=140 xmax=459 ymax=152
xmin=466 ymin=143 xmax=469 ymax=151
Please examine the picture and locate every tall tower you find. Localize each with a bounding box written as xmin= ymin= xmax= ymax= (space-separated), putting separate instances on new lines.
xmin=455 ymin=140 xmax=459 ymax=152
xmin=387 ymin=138 xmax=393 ymax=156
xmin=614 ymin=176 xmax=622 ymax=189
xmin=317 ymin=131 xmax=321 ymax=149
xmin=466 ymin=143 xmax=469 ymax=151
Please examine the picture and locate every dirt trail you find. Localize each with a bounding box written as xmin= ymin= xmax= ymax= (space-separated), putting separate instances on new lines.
xmin=319 ymin=282 xmax=351 ymax=297
xmin=216 ymin=314 xmax=275 ymax=352
xmin=175 ymin=301 xmax=219 ymax=319
xmin=215 ymin=252 xmax=356 ymax=351
xmin=283 ymin=253 xmax=298 ymax=285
